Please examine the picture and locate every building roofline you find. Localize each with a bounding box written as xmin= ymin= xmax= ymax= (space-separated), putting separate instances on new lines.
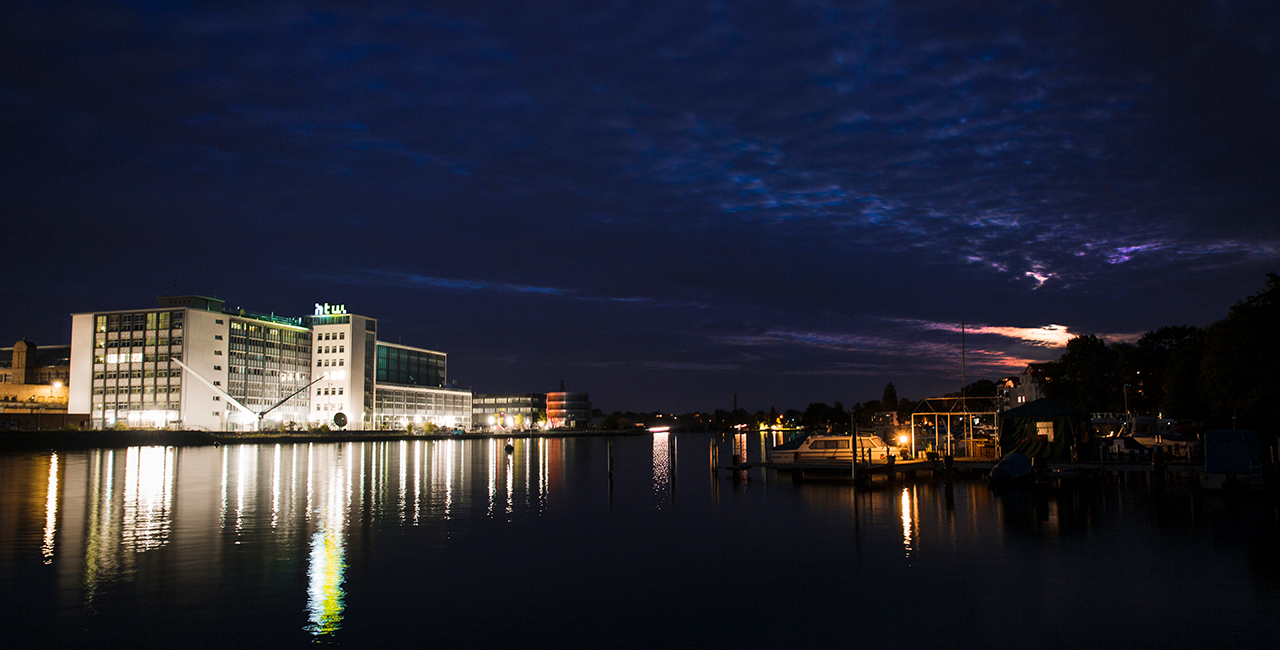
xmin=376 ymin=340 xmax=446 ymax=356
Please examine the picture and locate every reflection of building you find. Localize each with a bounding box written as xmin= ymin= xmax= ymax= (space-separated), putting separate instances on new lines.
xmin=68 ymin=296 xmax=471 ymax=430
xmin=473 ymin=393 xmax=547 ymax=431
xmin=546 ymin=391 xmax=591 ymax=428
xmin=1 ymin=340 xmax=79 ymax=428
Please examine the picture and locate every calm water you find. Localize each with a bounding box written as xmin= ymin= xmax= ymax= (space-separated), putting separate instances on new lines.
xmin=2 ymin=433 xmax=1278 ymax=649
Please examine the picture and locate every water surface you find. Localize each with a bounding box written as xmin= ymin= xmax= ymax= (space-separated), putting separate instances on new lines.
xmin=2 ymin=433 xmax=1277 ymax=648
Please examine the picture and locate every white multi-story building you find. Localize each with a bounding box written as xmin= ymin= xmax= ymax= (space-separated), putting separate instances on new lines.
xmin=69 ymin=296 xmax=471 ymax=431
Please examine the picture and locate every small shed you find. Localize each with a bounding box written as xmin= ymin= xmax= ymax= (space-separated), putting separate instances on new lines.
xmin=1204 ymin=430 xmax=1262 ymax=476
xmin=998 ymin=398 xmax=1091 ymax=461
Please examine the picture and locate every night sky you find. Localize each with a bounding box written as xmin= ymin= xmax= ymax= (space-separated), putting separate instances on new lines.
xmin=3 ymin=1 xmax=1278 ymax=413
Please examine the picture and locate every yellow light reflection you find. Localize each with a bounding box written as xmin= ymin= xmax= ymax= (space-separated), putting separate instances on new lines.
xmin=900 ymin=487 xmax=916 ymax=557
xmin=82 ymin=450 xmax=117 ymax=604
xmin=306 ymin=525 xmax=346 ymax=636
xmin=306 ymin=453 xmax=351 ymax=637
xmin=122 ymin=446 xmax=174 ymax=551
xmin=505 ymin=443 xmax=514 ymax=515
xmin=42 ymin=453 xmax=58 ymax=564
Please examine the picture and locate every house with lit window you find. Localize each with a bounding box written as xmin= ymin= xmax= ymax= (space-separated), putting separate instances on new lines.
xmin=1000 ymin=363 xmax=1050 ymax=411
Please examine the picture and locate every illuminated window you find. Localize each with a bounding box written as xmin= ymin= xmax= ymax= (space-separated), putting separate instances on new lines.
xmin=1037 ymin=421 xmax=1054 ymax=441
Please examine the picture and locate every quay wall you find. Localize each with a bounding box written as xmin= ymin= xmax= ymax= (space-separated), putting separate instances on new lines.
xmin=0 ymin=428 xmax=649 ymax=450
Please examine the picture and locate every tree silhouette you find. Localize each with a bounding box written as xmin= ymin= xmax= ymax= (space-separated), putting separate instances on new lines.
xmin=881 ymin=383 xmax=898 ymax=413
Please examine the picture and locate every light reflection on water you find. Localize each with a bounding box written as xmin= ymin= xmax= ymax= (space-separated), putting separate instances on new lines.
xmin=121 ymin=446 xmax=174 ymax=552
xmin=2 ymin=434 xmax=1279 ymax=648
xmin=900 ymin=486 xmax=913 ymax=558
xmin=41 ymin=453 xmax=57 ymax=563
xmin=305 ymin=445 xmax=351 ymax=637
xmin=651 ymin=432 xmax=670 ymax=507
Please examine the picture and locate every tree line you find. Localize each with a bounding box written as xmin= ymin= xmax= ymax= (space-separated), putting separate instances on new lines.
xmin=1040 ymin=273 xmax=1279 ymax=431
xmin=592 ymin=381 xmax=923 ymax=433
xmin=589 ymin=274 xmax=1278 ymax=434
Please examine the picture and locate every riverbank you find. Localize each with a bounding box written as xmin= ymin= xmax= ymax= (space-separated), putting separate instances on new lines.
xmin=0 ymin=428 xmax=652 ymax=450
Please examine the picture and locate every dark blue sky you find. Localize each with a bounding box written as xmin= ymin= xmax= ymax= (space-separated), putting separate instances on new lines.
xmin=3 ymin=1 xmax=1278 ymax=413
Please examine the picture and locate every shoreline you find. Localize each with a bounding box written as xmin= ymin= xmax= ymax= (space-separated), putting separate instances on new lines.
xmin=0 ymin=428 xmax=654 ymax=450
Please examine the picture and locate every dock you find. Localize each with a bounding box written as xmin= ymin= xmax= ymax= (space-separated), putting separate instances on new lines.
xmin=716 ymin=457 xmax=1198 ymax=483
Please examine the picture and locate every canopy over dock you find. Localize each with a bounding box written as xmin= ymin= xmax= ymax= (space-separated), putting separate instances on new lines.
xmin=998 ymin=398 xmax=1091 ymax=461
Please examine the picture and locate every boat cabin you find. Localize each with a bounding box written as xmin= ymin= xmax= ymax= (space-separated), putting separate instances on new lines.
xmin=769 ymin=434 xmax=889 ymax=464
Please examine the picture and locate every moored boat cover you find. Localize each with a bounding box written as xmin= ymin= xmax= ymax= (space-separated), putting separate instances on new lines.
xmin=997 ymin=398 xmax=1091 ymax=461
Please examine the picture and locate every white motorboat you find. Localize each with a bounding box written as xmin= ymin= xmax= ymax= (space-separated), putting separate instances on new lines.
xmin=768 ymin=434 xmax=890 ymax=464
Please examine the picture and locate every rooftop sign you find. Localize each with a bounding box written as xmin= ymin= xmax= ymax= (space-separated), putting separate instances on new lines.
xmin=314 ymin=303 xmax=347 ymax=316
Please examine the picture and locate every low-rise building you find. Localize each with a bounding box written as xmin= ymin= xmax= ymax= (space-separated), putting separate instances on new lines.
xmin=473 ymin=393 xmax=547 ymax=431
xmin=1 ymin=340 xmax=79 ymax=428
xmin=1000 ymin=363 xmax=1050 ymax=411
xmin=547 ymin=391 xmax=591 ymax=428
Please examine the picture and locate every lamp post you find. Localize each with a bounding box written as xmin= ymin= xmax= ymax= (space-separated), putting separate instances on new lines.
xmin=51 ymin=381 xmax=63 ymax=429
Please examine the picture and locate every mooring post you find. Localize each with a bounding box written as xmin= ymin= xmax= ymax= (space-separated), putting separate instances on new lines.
xmin=669 ymin=433 xmax=676 ymax=498
xmin=607 ymin=439 xmax=614 ymax=477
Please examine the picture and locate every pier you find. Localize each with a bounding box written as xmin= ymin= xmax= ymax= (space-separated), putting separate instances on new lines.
xmin=716 ymin=456 xmax=1201 ymax=483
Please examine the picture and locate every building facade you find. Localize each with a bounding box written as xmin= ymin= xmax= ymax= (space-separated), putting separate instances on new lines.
xmin=473 ymin=393 xmax=547 ymax=431
xmin=374 ymin=341 xmax=470 ymax=430
xmin=546 ymin=391 xmax=591 ymax=428
xmin=1 ymin=340 xmax=76 ymax=428
xmin=999 ymin=363 xmax=1049 ymax=411
xmin=69 ymin=296 xmax=470 ymax=431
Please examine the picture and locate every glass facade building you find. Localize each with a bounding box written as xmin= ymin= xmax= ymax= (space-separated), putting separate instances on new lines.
xmin=70 ymin=296 xmax=471 ymax=431
xmin=376 ymin=343 xmax=446 ymax=387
